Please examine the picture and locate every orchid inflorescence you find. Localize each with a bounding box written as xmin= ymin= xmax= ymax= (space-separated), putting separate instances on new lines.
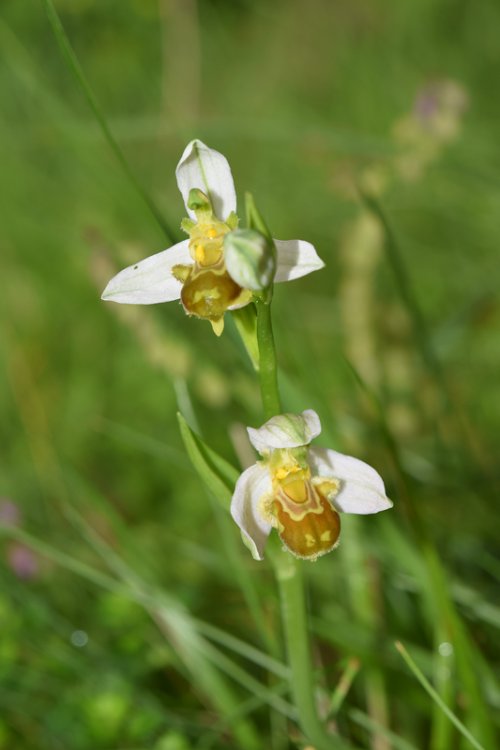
xmin=102 ymin=140 xmax=393 ymax=561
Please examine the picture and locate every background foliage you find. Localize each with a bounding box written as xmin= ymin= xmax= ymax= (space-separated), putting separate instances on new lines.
xmin=1 ymin=0 xmax=499 ymax=748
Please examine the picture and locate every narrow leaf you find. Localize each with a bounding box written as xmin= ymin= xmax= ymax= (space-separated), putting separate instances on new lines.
xmin=395 ymin=641 xmax=486 ymax=750
xmin=42 ymin=0 xmax=177 ymax=243
xmin=177 ymin=412 xmax=238 ymax=507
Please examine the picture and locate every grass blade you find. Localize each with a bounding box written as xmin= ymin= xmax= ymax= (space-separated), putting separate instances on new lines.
xmin=395 ymin=641 xmax=486 ymax=750
xmin=41 ymin=0 xmax=177 ymax=243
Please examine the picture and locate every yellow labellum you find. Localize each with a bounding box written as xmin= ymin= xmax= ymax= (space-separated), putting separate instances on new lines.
xmin=176 ymin=210 xmax=251 ymax=334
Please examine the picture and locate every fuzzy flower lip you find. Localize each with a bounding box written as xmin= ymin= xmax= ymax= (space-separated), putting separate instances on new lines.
xmin=101 ymin=139 xmax=325 ymax=307
xmin=231 ymin=410 xmax=393 ymax=561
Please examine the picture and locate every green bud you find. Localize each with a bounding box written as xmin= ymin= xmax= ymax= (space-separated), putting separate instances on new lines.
xmin=224 ymin=229 xmax=276 ymax=291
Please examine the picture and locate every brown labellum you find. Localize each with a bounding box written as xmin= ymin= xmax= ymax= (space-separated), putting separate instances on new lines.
xmin=273 ymin=481 xmax=341 ymax=560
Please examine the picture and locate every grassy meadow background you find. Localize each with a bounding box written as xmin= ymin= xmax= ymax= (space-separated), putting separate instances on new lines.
xmin=1 ymin=0 xmax=500 ymax=748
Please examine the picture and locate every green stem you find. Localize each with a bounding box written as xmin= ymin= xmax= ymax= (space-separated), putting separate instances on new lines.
xmin=42 ymin=0 xmax=177 ymax=244
xmin=271 ymin=548 xmax=346 ymax=750
xmin=254 ymin=290 xmax=342 ymax=747
xmin=255 ymin=295 xmax=281 ymax=419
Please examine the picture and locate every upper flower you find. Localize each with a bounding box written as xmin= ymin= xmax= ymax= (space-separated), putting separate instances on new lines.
xmin=231 ymin=410 xmax=393 ymax=561
xmin=101 ymin=140 xmax=325 ymax=335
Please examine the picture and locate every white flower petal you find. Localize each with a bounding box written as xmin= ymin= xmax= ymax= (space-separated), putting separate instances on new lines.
xmin=274 ymin=239 xmax=325 ymax=283
xmin=309 ymin=447 xmax=392 ymax=514
xmin=230 ymin=463 xmax=272 ymax=561
xmin=101 ymin=240 xmax=191 ymax=305
xmin=175 ymin=139 xmax=237 ymax=221
xmin=227 ymin=298 xmax=252 ymax=311
xmin=248 ymin=410 xmax=321 ymax=454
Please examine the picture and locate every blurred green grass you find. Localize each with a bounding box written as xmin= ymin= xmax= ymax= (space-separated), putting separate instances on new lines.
xmin=1 ymin=0 xmax=499 ymax=748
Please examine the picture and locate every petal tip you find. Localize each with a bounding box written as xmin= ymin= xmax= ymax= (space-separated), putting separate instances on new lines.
xmin=381 ymin=496 xmax=394 ymax=511
xmin=175 ymin=139 xmax=237 ymax=220
xmin=177 ymin=138 xmax=205 ymax=166
xmin=100 ymin=280 xmax=117 ymax=302
xmin=274 ymin=239 xmax=325 ymax=283
xmin=301 ymin=409 xmax=322 ymax=441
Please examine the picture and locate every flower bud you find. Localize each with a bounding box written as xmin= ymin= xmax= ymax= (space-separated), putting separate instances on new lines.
xmin=224 ymin=229 xmax=276 ymax=291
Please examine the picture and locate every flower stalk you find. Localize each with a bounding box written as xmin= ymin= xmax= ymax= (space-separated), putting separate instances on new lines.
xmin=248 ymin=204 xmax=337 ymax=747
xmin=273 ymin=548 xmax=343 ymax=750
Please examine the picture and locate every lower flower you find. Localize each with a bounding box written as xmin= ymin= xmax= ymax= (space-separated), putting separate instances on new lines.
xmin=231 ymin=410 xmax=393 ymax=561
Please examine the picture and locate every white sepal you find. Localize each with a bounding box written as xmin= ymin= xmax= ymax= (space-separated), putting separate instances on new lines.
xmin=247 ymin=410 xmax=321 ymax=455
xmin=274 ymin=239 xmax=325 ymax=283
xmin=101 ymin=240 xmax=191 ymax=304
xmin=230 ymin=463 xmax=272 ymax=561
xmin=176 ymin=140 xmax=237 ymax=222
xmin=308 ymin=447 xmax=393 ymax=514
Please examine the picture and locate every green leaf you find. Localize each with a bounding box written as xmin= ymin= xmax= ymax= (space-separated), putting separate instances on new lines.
xmin=177 ymin=412 xmax=238 ymax=508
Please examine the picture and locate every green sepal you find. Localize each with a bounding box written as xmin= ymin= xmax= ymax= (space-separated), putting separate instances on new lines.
xmin=231 ymin=304 xmax=260 ymax=371
xmin=177 ymin=412 xmax=239 ymax=510
xmin=180 ymin=217 xmax=196 ymax=234
xmin=245 ymin=192 xmax=273 ymax=243
xmin=226 ymin=211 xmax=239 ymax=230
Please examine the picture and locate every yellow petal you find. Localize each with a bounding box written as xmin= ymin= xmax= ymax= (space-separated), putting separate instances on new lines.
xmin=210 ymin=317 xmax=225 ymax=337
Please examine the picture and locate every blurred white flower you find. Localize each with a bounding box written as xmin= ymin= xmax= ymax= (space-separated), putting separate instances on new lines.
xmin=101 ymin=140 xmax=324 ymax=335
xmin=231 ymin=410 xmax=392 ymax=561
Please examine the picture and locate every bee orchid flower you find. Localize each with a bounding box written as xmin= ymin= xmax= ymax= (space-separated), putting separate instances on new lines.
xmin=101 ymin=140 xmax=325 ymax=335
xmin=231 ymin=410 xmax=393 ymax=561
